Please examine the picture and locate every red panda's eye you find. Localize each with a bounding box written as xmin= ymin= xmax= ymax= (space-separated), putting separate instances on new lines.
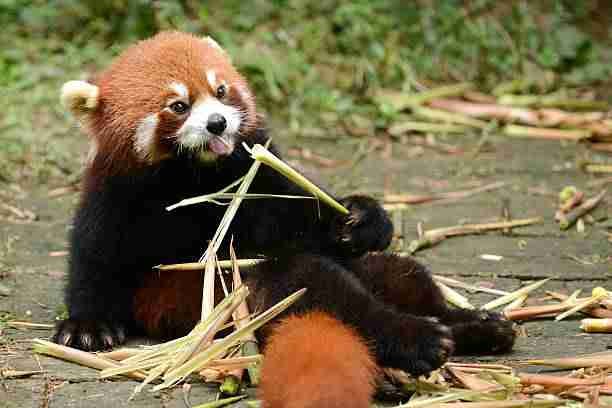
xmin=216 ymin=84 xmax=227 ymax=99
xmin=170 ymin=101 xmax=190 ymax=114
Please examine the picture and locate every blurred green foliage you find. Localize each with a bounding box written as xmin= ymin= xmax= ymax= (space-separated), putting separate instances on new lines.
xmin=0 ymin=0 xmax=610 ymax=183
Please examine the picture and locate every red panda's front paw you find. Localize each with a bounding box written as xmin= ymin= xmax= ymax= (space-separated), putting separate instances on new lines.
xmin=332 ymin=195 xmax=393 ymax=256
xmin=53 ymin=318 xmax=126 ymax=351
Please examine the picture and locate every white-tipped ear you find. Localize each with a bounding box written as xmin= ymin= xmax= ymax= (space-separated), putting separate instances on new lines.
xmin=60 ymin=80 xmax=99 ymax=116
xmin=203 ymin=35 xmax=224 ymax=52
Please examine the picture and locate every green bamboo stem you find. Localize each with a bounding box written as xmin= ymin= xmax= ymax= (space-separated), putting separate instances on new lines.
xmin=245 ymin=143 xmax=349 ymax=215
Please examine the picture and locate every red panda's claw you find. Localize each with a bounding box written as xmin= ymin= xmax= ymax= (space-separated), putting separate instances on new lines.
xmin=52 ymin=318 xmax=126 ymax=351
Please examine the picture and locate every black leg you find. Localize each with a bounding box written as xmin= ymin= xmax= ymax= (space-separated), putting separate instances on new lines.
xmin=346 ymin=253 xmax=516 ymax=355
xmin=245 ymin=254 xmax=454 ymax=376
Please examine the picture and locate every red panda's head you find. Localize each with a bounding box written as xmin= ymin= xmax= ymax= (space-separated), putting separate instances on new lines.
xmin=61 ymin=31 xmax=258 ymax=172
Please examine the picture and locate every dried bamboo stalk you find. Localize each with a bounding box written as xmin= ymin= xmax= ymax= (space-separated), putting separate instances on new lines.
xmin=558 ymin=190 xmax=606 ymax=230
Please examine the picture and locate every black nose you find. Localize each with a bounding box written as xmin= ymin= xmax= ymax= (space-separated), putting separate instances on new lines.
xmin=206 ymin=113 xmax=227 ymax=135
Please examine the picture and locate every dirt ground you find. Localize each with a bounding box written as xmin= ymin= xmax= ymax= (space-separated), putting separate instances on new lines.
xmin=0 ymin=132 xmax=610 ymax=407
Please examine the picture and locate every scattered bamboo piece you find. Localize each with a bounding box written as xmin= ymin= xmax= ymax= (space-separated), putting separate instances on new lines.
xmin=408 ymin=217 xmax=542 ymax=254
xmin=32 ymin=339 xmax=147 ymax=381
xmin=481 ymin=279 xmax=551 ymax=311
xmin=558 ymin=190 xmax=606 ymax=230
xmin=7 ymin=321 xmax=54 ymax=329
xmin=505 ymin=303 xmax=573 ymax=321
xmin=447 ymin=367 xmax=501 ymax=391
xmin=244 ymin=143 xmax=349 ymax=215
xmin=503 ymin=125 xmax=591 ymax=141
xmin=0 ymin=369 xmax=44 ymax=379
xmin=388 ymin=121 xmax=471 ymax=136
xmin=376 ymin=83 xmax=474 ymax=111
xmin=581 ymin=318 xmax=612 ymax=333
xmin=155 ymin=259 xmax=265 ymax=272
xmin=229 ymin=242 xmax=261 ymax=386
xmin=519 ymin=373 xmax=604 ymax=388
xmin=581 ymin=163 xmax=612 ymax=174
xmin=436 ymin=281 xmax=475 ymax=310
xmin=555 ymin=290 xmax=608 ymax=321
xmin=412 ymin=106 xmax=489 ymax=128
xmin=503 ymin=295 xmax=528 ymax=314
xmin=434 ymin=275 xmax=508 ymax=296
xmin=547 ymin=291 xmax=612 ymax=319
xmin=192 ymin=395 xmax=247 ymax=408
xmin=384 ymin=182 xmax=506 ymax=205
xmin=497 ymin=94 xmax=608 ymax=111
xmin=522 ymin=353 xmax=612 ymax=369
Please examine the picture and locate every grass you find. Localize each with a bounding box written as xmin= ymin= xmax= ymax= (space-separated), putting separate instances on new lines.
xmin=1 ymin=0 xmax=611 ymax=184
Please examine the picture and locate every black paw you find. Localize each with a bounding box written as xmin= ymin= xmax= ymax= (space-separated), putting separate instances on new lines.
xmin=451 ymin=311 xmax=516 ymax=355
xmin=385 ymin=316 xmax=454 ymax=377
xmin=332 ymin=195 xmax=393 ymax=256
xmin=52 ymin=318 xmax=126 ymax=351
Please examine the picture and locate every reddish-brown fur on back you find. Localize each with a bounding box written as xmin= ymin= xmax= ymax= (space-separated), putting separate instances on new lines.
xmin=133 ymin=270 xmax=204 ymax=339
xmin=259 ymin=311 xmax=377 ymax=408
xmin=84 ymin=31 xmax=257 ymax=179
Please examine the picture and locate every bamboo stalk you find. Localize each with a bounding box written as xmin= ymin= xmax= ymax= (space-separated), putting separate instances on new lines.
xmin=388 ymin=121 xmax=471 ymax=136
xmin=433 ymin=275 xmax=508 ymax=296
xmin=502 ymin=295 xmax=528 ymax=313
xmin=7 ymin=321 xmax=54 ymax=329
xmin=447 ymin=367 xmax=501 ymax=391
xmin=229 ymin=242 xmax=261 ymax=386
xmin=546 ymin=291 xmax=612 ymax=318
xmin=503 ymin=125 xmax=591 ymax=141
xmin=376 ymin=83 xmax=474 ymax=111
xmin=154 ymin=288 xmax=306 ymax=391
xmin=555 ymin=292 xmax=607 ymax=321
xmin=436 ymin=281 xmax=475 ymax=309
xmin=482 ymin=279 xmax=551 ymax=311
xmin=408 ymin=217 xmax=542 ymax=254
xmin=582 ymin=163 xmax=612 ymax=174
xmin=192 ymin=395 xmax=247 ymax=408
xmin=558 ymin=190 xmax=606 ymax=230
xmin=505 ymin=302 xmax=574 ymax=321
xmin=245 ymin=143 xmax=349 ymax=215
xmin=522 ymin=354 xmax=612 ymax=368
xmin=155 ymin=259 xmax=265 ymax=272
xmin=498 ymin=94 xmax=608 ymax=111
xmin=412 ymin=106 xmax=489 ymax=128
xmin=384 ymin=182 xmax=506 ymax=205
xmin=581 ymin=318 xmax=612 ymax=333
xmin=32 ymin=339 xmax=146 ymax=381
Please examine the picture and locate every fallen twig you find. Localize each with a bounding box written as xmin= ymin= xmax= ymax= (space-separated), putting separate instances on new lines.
xmin=408 ymin=217 xmax=542 ymax=254
xmin=384 ymin=182 xmax=506 ymax=205
xmin=558 ymin=190 xmax=606 ymax=231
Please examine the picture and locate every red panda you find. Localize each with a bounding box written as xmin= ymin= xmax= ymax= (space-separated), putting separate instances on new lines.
xmin=55 ymin=31 xmax=515 ymax=406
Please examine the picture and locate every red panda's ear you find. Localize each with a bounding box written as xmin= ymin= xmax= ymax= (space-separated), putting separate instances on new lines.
xmin=202 ymin=35 xmax=232 ymax=61
xmin=203 ymin=35 xmax=223 ymax=52
xmin=60 ymin=80 xmax=99 ymax=118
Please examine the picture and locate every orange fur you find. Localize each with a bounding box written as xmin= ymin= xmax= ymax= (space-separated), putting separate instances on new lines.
xmin=83 ymin=31 xmax=258 ymax=181
xmin=259 ymin=311 xmax=378 ymax=408
xmin=133 ymin=270 xmax=203 ymax=338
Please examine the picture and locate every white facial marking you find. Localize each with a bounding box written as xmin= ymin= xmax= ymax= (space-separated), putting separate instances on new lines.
xmin=206 ymin=70 xmax=217 ymax=89
xmin=134 ymin=114 xmax=159 ymax=159
xmin=176 ymin=97 xmax=241 ymax=153
xmin=169 ymin=82 xmax=189 ymax=100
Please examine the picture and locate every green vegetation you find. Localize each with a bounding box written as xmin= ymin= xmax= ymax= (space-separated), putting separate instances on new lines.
xmin=1 ymin=0 xmax=610 ymax=183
